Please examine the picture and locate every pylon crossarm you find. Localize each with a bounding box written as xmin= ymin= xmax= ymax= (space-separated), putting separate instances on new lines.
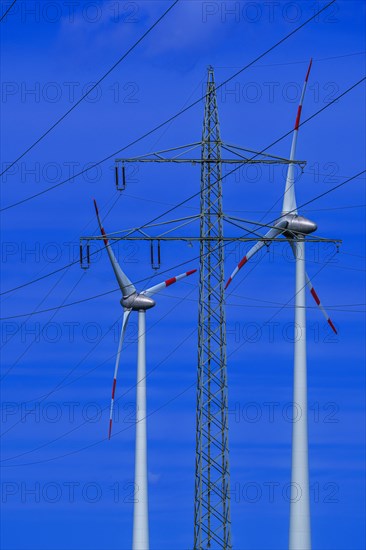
xmin=81 ymin=235 xmax=340 ymax=243
xmin=86 ymin=214 xmax=202 ymax=241
xmin=117 ymin=157 xmax=291 ymax=164
xmin=158 ymin=217 xmax=200 ymax=237
xmin=115 ymin=141 xmax=201 ymax=163
xmin=115 ymin=139 xmax=304 ymax=166
xmin=222 ymin=141 xmax=307 ymax=167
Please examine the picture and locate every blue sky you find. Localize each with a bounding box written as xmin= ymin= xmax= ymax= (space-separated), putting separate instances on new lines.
xmin=1 ymin=1 xmax=365 ymax=549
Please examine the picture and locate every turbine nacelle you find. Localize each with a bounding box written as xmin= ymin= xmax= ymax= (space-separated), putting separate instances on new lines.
xmin=121 ymin=292 xmax=156 ymax=311
xmin=282 ymin=214 xmax=317 ymax=235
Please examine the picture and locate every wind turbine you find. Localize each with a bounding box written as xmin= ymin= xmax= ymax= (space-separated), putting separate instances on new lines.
xmin=93 ymin=200 xmax=197 ymax=550
xmin=225 ymin=60 xmax=337 ymax=550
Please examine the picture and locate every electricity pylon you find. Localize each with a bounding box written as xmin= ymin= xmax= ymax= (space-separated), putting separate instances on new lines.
xmin=194 ymin=67 xmax=231 ymax=549
xmin=80 ymin=67 xmax=333 ymax=549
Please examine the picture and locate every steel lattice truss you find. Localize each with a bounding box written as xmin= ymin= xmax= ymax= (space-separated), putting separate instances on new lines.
xmin=194 ymin=67 xmax=232 ymax=550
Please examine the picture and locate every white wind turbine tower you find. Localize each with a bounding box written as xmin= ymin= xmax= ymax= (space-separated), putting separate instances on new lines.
xmin=94 ymin=200 xmax=197 ymax=550
xmin=225 ymin=60 xmax=337 ymax=550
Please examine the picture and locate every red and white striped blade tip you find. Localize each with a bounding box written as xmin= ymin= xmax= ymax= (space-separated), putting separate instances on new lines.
xmin=310 ymin=286 xmax=337 ymax=334
xmin=305 ymin=58 xmax=313 ymax=82
xmin=294 ymin=58 xmax=313 ymax=130
xmin=108 ymin=377 xmax=117 ymax=440
xmin=165 ymin=269 xmax=197 ymax=287
xmin=93 ymin=198 xmax=99 ymax=215
xmin=111 ymin=378 xmax=117 ymax=399
xmin=225 ymin=256 xmax=248 ymax=289
xmin=225 ymin=277 xmax=232 ymax=290
xmin=327 ymin=318 xmax=337 ymax=335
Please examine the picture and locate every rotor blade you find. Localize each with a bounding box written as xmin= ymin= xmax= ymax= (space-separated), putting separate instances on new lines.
xmin=109 ymin=309 xmax=132 ymax=440
xmin=225 ymin=221 xmax=288 ymax=289
xmin=287 ymin=239 xmax=337 ymax=334
xmin=282 ymin=58 xmax=312 ymax=215
xmin=93 ymin=200 xmax=136 ymax=298
xmin=305 ymin=273 xmax=337 ymax=334
xmin=142 ymin=269 xmax=197 ymax=297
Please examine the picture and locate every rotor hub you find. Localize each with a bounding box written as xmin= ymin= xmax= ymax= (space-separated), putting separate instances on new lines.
xmin=121 ymin=293 xmax=156 ymax=311
xmin=282 ymin=214 xmax=317 ymax=235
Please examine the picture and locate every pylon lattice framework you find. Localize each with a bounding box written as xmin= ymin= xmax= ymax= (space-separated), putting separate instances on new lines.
xmin=194 ymin=67 xmax=231 ymax=549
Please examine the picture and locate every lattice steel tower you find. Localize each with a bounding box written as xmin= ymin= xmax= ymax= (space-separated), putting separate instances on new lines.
xmin=194 ymin=67 xmax=232 ymax=549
